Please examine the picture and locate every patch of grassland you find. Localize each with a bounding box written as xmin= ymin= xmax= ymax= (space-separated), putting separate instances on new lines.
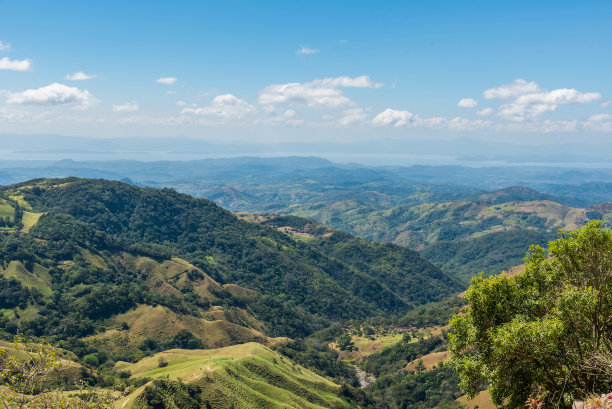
xmin=79 ymin=248 xmax=108 ymax=270
xmin=1 ymin=261 xmax=52 ymax=296
xmin=85 ymin=304 xmax=265 ymax=356
xmin=116 ymin=342 xmax=348 ymax=409
xmin=7 ymin=195 xmax=31 ymax=210
xmin=457 ymin=390 xmax=496 ymax=409
xmin=20 ymin=211 xmax=43 ymax=232
xmin=331 ymin=331 xmax=404 ymax=363
xmin=405 ymin=350 xmax=450 ymax=371
xmin=0 ymin=204 xmax=14 ymax=221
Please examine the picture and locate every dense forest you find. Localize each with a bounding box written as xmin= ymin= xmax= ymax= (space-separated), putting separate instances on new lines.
xmin=0 ymin=178 xmax=467 ymax=408
xmin=0 ymin=176 xmax=609 ymax=408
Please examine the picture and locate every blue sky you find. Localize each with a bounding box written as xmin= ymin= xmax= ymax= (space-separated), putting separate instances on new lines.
xmin=1 ymin=0 xmax=611 ymax=144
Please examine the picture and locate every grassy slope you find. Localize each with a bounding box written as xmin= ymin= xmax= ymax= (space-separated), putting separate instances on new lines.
xmin=116 ymin=342 xmax=348 ymax=409
xmin=0 ymin=205 xmax=270 ymax=356
xmin=1 ymin=261 xmax=52 ymax=296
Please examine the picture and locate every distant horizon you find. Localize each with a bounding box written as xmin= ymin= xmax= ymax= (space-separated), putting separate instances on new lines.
xmin=2 ymin=1 xmax=612 ymax=146
xmin=3 ymin=132 xmax=612 ymax=168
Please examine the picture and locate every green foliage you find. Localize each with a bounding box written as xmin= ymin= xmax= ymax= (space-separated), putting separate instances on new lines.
xmin=336 ymin=333 xmax=355 ymax=352
xmin=138 ymin=330 xmax=206 ymax=354
xmin=397 ymin=297 xmax=465 ymax=328
xmin=447 ymin=221 xmax=612 ymax=408
xmin=15 ymin=178 xmax=459 ymax=330
xmin=365 ymin=366 xmax=463 ymax=409
xmin=137 ymin=380 xmax=201 ymax=409
xmin=0 ymin=277 xmax=41 ymax=309
xmin=0 ymin=336 xmax=116 ymax=408
xmin=363 ymin=335 xmax=445 ymax=378
xmin=273 ymin=339 xmax=359 ymax=386
xmin=421 ymin=230 xmax=554 ymax=283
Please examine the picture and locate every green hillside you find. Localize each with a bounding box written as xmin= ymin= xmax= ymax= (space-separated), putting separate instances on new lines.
xmin=0 ymin=211 xmax=275 ymax=362
xmin=117 ymin=342 xmax=349 ymax=409
xmin=3 ymin=178 xmax=460 ymax=330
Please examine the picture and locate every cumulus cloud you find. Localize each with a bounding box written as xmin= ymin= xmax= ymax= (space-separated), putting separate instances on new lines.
xmin=483 ymin=79 xmax=541 ymax=100
xmin=0 ymin=57 xmax=32 ymax=71
xmin=6 ymin=83 xmax=98 ymax=109
xmin=337 ymin=108 xmax=368 ymax=126
xmin=0 ymin=41 xmax=10 ymax=51
xmin=372 ymin=109 xmax=416 ymax=126
xmin=181 ymin=94 xmax=255 ymax=118
xmin=588 ymin=113 xmax=612 ymax=122
xmin=514 ymin=88 xmax=601 ymax=105
xmin=112 ymin=102 xmax=139 ymax=112
xmin=313 ymin=76 xmax=383 ymax=88
xmin=457 ymin=98 xmax=478 ymax=108
xmin=373 ymin=108 xmax=492 ymax=131
xmin=259 ymin=83 xmax=349 ymax=107
xmin=65 ymin=71 xmax=96 ymax=81
xmin=156 ymin=77 xmax=177 ymax=85
xmin=477 ymin=107 xmax=494 ymax=116
xmin=583 ymin=114 xmax=612 ymax=132
xmin=297 ymin=46 xmax=319 ymax=55
xmin=483 ymin=79 xmax=602 ymax=122
xmin=256 ymin=108 xmax=304 ymax=125
xmin=258 ymin=75 xmax=382 ymax=108
xmin=497 ymin=103 xmax=557 ymax=122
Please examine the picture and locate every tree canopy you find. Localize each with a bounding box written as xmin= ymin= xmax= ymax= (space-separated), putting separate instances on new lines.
xmin=448 ymin=221 xmax=612 ymax=408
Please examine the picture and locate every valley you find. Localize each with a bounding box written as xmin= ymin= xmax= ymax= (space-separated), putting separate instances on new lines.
xmin=0 ymin=163 xmax=610 ymax=408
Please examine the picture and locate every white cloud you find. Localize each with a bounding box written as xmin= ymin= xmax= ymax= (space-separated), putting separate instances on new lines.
xmin=0 ymin=41 xmax=10 ymax=51
xmin=514 ymin=88 xmax=601 ymax=105
xmin=483 ymin=79 xmax=541 ymax=100
xmin=338 ymin=108 xmax=368 ymax=126
xmin=6 ymin=83 xmax=98 ymax=109
xmin=65 ymin=71 xmax=96 ymax=81
xmin=497 ymin=103 xmax=557 ymax=122
xmin=446 ymin=117 xmax=493 ymax=131
xmin=482 ymin=79 xmax=602 ymax=122
xmin=372 ymin=109 xmax=415 ymax=126
xmin=112 ymin=102 xmax=139 ymax=112
xmin=477 ymin=107 xmax=494 ymax=116
xmin=583 ymin=114 xmax=612 ymax=132
xmin=259 ymin=82 xmax=350 ymax=107
xmin=256 ymin=108 xmax=304 ymax=125
xmin=297 ymin=46 xmax=319 ymax=55
xmin=373 ymin=108 xmax=493 ymax=131
xmin=181 ymin=94 xmax=255 ymax=118
xmin=175 ymin=100 xmax=187 ymax=107
xmin=156 ymin=77 xmax=177 ymax=85
xmin=0 ymin=57 xmax=32 ymax=71
xmin=258 ymin=75 xmax=382 ymax=108
xmin=0 ymin=107 xmax=51 ymax=122
xmin=600 ymin=100 xmax=612 ymax=107
xmin=457 ymin=98 xmax=478 ymax=108
xmin=313 ymin=75 xmax=383 ymax=88
xmin=587 ymin=113 xmax=612 ymax=122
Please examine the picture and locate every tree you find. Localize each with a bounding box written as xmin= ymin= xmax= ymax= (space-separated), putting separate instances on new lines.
xmin=447 ymin=221 xmax=612 ymax=409
xmin=336 ymin=333 xmax=355 ymax=352
xmin=0 ymin=336 xmax=117 ymax=408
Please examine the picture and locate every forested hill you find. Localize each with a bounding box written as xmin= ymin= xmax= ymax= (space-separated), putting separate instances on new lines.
xmin=1 ymin=178 xmax=461 ymax=336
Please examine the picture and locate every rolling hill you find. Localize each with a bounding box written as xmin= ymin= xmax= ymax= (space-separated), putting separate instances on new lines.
xmin=0 ymin=178 xmax=462 ymax=354
xmin=116 ymin=342 xmax=350 ymax=409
